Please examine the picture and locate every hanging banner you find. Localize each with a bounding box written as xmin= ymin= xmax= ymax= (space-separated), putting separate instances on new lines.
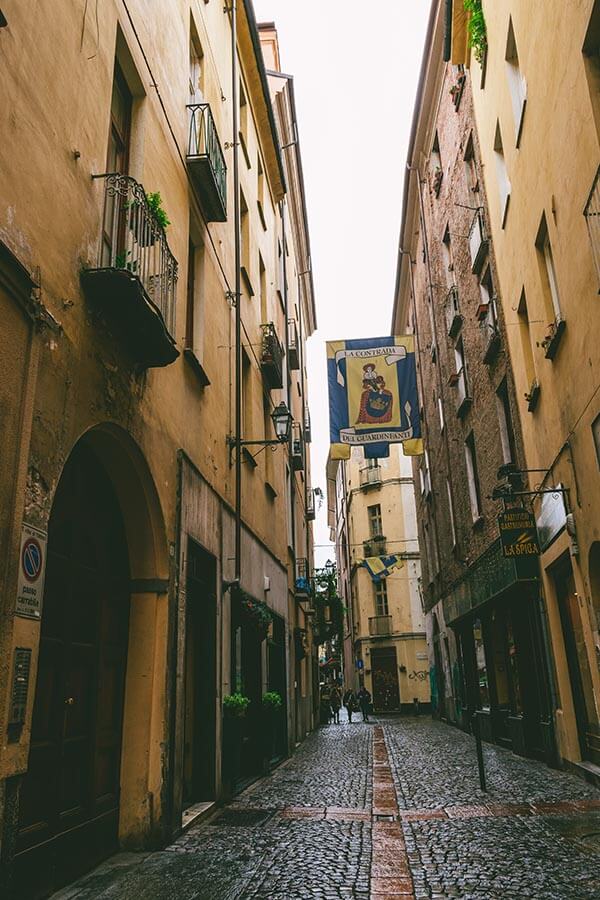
xmin=327 ymin=335 xmax=423 ymax=459
xmin=359 ymin=554 xmax=404 ymax=582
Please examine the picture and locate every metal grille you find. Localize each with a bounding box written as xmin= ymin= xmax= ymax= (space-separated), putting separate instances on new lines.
xmin=187 ymin=103 xmax=227 ymax=213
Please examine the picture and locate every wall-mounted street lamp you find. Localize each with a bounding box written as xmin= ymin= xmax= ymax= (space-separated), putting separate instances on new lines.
xmin=227 ymin=401 xmax=292 ymax=463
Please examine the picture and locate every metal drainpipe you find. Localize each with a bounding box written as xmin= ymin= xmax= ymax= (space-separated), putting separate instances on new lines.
xmin=231 ymin=0 xmax=242 ymax=586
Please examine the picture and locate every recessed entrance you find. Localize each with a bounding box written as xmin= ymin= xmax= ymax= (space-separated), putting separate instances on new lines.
xmin=14 ymin=441 xmax=130 ymax=898
xmin=371 ymin=647 xmax=400 ymax=711
xmin=183 ymin=539 xmax=217 ymax=807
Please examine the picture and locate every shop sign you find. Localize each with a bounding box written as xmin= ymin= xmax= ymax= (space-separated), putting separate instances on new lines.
xmin=15 ymin=523 xmax=47 ymax=619
xmin=498 ymin=509 xmax=540 ymax=558
xmin=536 ymin=485 xmax=567 ymax=551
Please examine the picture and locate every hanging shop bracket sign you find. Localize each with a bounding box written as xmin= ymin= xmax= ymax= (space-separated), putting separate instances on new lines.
xmin=498 ymin=509 xmax=540 ymax=558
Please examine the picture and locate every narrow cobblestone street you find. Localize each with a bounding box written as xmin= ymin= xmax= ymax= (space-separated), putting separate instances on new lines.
xmin=55 ymin=716 xmax=600 ymax=900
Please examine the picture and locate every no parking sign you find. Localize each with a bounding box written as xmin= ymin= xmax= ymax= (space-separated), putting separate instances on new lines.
xmin=15 ymin=523 xmax=47 ymax=619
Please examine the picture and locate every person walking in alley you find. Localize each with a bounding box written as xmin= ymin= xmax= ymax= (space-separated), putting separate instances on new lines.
xmin=330 ymin=685 xmax=342 ymax=723
xmin=343 ymin=687 xmax=356 ymax=723
xmin=357 ymin=685 xmax=372 ymax=722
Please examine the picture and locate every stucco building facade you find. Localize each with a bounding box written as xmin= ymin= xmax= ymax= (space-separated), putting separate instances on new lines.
xmin=0 ymin=3 xmax=317 ymax=896
xmin=328 ymin=446 xmax=429 ymax=713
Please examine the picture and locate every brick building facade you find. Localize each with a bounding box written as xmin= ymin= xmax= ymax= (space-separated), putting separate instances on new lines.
xmin=392 ymin=2 xmax=555 ymax=764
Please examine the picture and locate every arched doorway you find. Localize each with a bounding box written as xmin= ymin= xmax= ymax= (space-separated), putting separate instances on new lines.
xmin=13 ymin=425 xmax=169 ymax=898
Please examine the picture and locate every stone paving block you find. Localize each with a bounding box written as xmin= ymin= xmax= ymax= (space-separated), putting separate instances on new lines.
xmin=444 ymin=804 xmax=490 ymax=819
xmin=279 ymin=805 xmax=325 ymax=818
xmin=371 ymin=875 xmax=415 ymax=894
xmin=399 ymin=809 xmax=447 ymax=821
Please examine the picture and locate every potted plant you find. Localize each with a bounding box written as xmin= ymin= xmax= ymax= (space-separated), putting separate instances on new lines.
xmin=240 ymin=594 xmax=273 ymax=639
xmin=222 ymin=693 xmax=250 ymax=792
xmin=145 ymin=191 xmax=171 ymax=231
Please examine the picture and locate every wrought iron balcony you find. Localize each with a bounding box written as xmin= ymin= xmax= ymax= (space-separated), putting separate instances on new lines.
xmin=304 ymin=407 xmax=312 ymax=443
xmin=444 ymin=285 xmax=462 ymax=338
xmin=295 ymin=557 xmax=311 ymax=598
xmin=359 ymin=465 xmax=382 ymax=488
xmin=481 ymin=321 xmax=502 ymax=364
xmin=260 ymin=322 xmax=284 ymax=389
xmin=291 ymin=421 xmax=305 ymax=471
xmin=469 ymin=209 xmax=489 ymax=275
xmin=306 ymin=488 xmax=316 ymax=521
xmin=186 ymin=103 xmax=227 ymax=222
xmin=288 ymin=318 xmax=300 ymax=370
xmin=369 ymin=615 xmax=392 ymax=636
xmin=363 ymin=535 xmax=387 ymax=557
xmin=81 ymin=174 xmax=178 ymax=368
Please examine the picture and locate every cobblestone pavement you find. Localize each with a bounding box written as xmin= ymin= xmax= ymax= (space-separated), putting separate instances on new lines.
xmin=56 ymin=714 xmax=600 ymax=900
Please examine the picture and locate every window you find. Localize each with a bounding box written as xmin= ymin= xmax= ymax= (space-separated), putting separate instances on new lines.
xmin=257 ymin=154 xmax=267 ymax=230
xmin=592 ymin=412 xmax=600 ymax=469
xmin=536 ymin=214 xmax=562 ymax=323
xmin=464 ymin=432 xmax=483 ymax=522
xmin=517 ymin=288 xmax=536 ymax=388
xmin=431 ymin=132 xmax=442 ymax=195
xmin=241 ymin=348 xmax=252 ymax=436
xmin=185 ymin=233 xmax=205 ymax=359
xmin=473 ymin=618 xmax=490 ymax=709
xmin=463 ymin=132 xmax=479 ymax=195
xmin=437 ymin=394 xmax=445 ymax=432
xmin=367 ymin=504 xmax=383 ymax=537
xmin=446 ymin=479 xmax=457 ymax=548
xmin=259 ymin=254 xmax=267 ymax=321
xmin=102 ymin=64 xmax=132 ymax=265
xmin=374 ymin=581 xmax=389 ymax=617
xmin=239 ymin=81 xmax=250 ymax=167
xmin=496 ymin=378 xmax=517 ymax=465
xmin=454 ymin=337 xmax=469 ymax=406
xmin=493 ymin=122 xmax=511 ymax=227
xmin=420 ymin=450 xmax=431 ymax=498
xmin=505 ymin=18 xmax=527 ymax=145
xmin=189 ymin=32 xmax=204 ymax=103
xmin=240 ymin=191 xmax=252 ymax=293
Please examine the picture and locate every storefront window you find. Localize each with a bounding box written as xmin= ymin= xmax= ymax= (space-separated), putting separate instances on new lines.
xmin=473 ymin=618 xmax=490 ymax=709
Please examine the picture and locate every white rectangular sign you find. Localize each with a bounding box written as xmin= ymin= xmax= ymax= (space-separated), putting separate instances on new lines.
xmin=15 ymin=523 xmax=47 ymax=619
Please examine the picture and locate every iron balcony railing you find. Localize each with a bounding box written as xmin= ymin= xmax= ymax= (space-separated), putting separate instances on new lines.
xmin=295 ymin=557 xmax=311 ymax=596
xmin=359 ymin=465 xmax=382 ymax=487
xmin=291 ymin=421 xmax=305 ymax=471
xmin=369 ymin=615 xmax=392 ymax=636
xmin=96 ymin=173 xmax=177 ymax=336
xmin=186 ymin=103 xmax=227 ymax=221
xmin=288 ymin=318 xmax=300 ymax=370
xmin=363 ymin=535 xmax=387 ymax=557
xmin=444 ymin=285 xmax=462 ymax=338
xmin=584 ymin=165 xmax=600 ymax=290
xmin=306 ymin=488 xmax=316 ymax=521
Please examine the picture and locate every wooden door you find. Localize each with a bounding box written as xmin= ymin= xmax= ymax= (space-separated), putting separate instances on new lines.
xmin=14 ymin=442 xmax=130 ymax=898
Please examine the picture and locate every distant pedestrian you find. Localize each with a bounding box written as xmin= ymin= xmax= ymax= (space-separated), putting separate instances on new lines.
xmin=357 ymin=686 xmax=372 ymax=722
xmin=343 ymin=688 xmax=356 ymax=723
xmin=330 ymin=685 xmax=342 ymax=724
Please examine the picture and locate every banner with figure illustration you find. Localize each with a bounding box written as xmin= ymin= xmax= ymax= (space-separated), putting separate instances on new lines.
xmin=327 ymin=336 xmax=423 ymax=460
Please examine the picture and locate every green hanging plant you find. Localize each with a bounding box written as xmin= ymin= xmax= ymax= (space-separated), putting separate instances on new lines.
xmin=223 ymin=692 xmax=251 ymax=717
xmin=464 ymin=0 xmax=487 ymax=64
xmin=262 ymin=691 xmax=283 ymax=710
xmin=145 ymin=191 xmax=171 ymax=230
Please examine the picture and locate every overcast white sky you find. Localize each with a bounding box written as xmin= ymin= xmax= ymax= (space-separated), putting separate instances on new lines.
xmin=253 ymin=0 xmax=431 ymax=566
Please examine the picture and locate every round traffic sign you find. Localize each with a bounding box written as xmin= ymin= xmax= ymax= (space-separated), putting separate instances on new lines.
xmin=22 ymin=537 xmax=43 ymax=582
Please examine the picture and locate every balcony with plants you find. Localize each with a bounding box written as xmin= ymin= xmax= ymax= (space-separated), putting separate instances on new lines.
xmin=186 ymin=103 xmax=227 ymax=222
xmin=260 ymin=322 xmax=284 ymax=389
xmin=81 ymin=174 xmax=178 ymax=368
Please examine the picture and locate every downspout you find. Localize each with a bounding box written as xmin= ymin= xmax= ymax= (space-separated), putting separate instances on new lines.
xmin=443 ymin=0 xmax=453 ymax=62
xmin=231 ymin=0 xmax=242 ymax=587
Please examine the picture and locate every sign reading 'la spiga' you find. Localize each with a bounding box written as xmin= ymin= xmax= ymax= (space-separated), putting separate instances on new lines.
xmin=498 ymin=508 xmax=541 ymax=558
